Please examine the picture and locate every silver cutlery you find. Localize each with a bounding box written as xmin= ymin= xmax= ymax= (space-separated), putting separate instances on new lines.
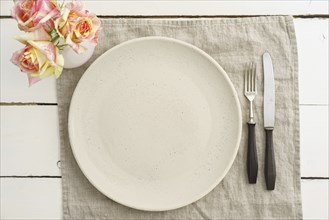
xmin=263 ymin=51 xmax=276 ymax=190
xmin=244 ymin=62 xmax=258 ymax=184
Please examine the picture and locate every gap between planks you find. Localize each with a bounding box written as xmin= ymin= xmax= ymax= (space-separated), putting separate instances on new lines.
xmin=1 ymin=103 xmax=328 ymax=106
xmin=0 ymin=102 xmax=57 ymax=106
xmin=1 ymin=15 xmax=329 ymax=19
xmin=0 ymin=176 xmax=61 ymax=178
xmin=0 ymin=176 xmax=328 ymax=179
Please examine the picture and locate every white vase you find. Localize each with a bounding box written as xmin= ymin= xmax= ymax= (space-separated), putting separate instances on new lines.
xmin=62 ymin=41 xmax=96 ymax=69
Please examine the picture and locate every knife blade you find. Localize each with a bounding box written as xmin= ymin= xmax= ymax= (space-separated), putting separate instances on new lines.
xmin=263 ymin=51 xmax=276 ymax=190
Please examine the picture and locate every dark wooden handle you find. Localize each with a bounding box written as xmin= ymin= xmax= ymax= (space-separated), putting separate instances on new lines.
xmin=265 ymin=129 xmax=276 ymax=190
xmin=247 ymin=122 xmax=258 ymax=184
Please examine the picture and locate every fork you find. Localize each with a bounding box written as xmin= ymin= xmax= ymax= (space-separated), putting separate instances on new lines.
xmin=244 ymin=62 xmax=258 ymax=184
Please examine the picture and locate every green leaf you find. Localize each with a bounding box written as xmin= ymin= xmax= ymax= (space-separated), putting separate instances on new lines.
xmin=60 ymin=0 xmax=66 ymax=9
xmin=51 ymin=35 xmax=60 ymax=44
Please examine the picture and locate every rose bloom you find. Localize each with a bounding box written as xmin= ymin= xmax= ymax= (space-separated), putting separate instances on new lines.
xmin=55 ymin=0 xmax=101 ymax=53
xmin=11 ymin=35 xmax=64 ymax=86
xmin=12 ymin=0 xmax=60 ymax=32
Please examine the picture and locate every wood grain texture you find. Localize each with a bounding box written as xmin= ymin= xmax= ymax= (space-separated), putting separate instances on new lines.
xmin=0 ymin=106 xmax=61 ymax=176
xmin=1 ymin=0 xmax=329 ymax=16
xmin=301 ymin=179 xmax=329 ymax=220
xmin=295 ymin=18 xmax=329 ymax=105
xmin=300 ymin=105 xmax=329 ymax=177
xmin=0 ymin=178 xmax=62 ymax=220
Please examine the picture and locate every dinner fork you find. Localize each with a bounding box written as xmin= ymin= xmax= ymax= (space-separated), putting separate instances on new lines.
xmin=244 ymin=62 xmax=258 ymax=184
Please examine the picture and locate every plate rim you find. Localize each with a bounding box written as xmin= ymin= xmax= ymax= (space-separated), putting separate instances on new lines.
xmin=68 ymin=36 xmax=242 ymax=211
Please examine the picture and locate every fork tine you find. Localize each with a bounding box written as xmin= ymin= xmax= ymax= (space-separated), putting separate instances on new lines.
xmin=248 ymin=62 xmax=252 ymax=92
xmin=244 ymin=64 xmax=248 ymax=92
xmin=253 ymin=63 xmax=257 ymax=93
xmin=246 ymin=63 xmax=249 ymax=92
xmin=252 ymin=62 xmax=256 ymax=92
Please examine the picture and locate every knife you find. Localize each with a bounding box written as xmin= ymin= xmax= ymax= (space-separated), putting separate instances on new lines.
xmin=263 ymin=52 xmax=276 ymax=190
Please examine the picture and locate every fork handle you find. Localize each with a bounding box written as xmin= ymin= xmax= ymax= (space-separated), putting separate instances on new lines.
xmin=247 ymin=122 xmax=258 ymax=184
xmin=265 ymin=128 xmax=276 ymax=190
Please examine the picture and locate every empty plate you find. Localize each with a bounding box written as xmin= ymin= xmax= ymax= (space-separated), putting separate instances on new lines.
xmin=69 ymin=36 xmax=242 ymax=211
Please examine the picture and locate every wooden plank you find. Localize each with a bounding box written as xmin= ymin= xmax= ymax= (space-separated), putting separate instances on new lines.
xmin=0 ymin=105 xmax=327 ymax=177
xmin=295 ymin=18 xmax=329 ymax=105
xmin=0 ymin=106 xmax=60 ymax=176
xmin=301 ymin=179 xmax=329 ymax=220
xmin=1 ymin=0 xmax=329 ymax=16
xmin=0 ymin=19 xmax=57 ymax=103
xmin=300 ymin=105 xmax=329 ymax=177
xmin=1 ymin=18 xmax=328 ymax=104
xmin=0 ymin=178 xmax=62 ymax=220
xmin=0 ymin=178 xmax=327 ymax=219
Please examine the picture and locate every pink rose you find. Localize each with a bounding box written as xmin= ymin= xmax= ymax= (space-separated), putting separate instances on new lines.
xmin=55 ymin=0 xmax=101 ymax=53
xmin=12 ymin=0 xmax=60 ymax=32
xmin=11 ymin=33 xmax=64 ymax=86
xmin=14 ymin=27 xmax=51 ymax=43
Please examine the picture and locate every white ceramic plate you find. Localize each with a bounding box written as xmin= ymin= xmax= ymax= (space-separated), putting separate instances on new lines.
xmin=69 ymin=37 xmax=242 ymax=211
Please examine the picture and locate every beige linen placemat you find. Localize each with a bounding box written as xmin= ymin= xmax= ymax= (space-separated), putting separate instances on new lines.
xmin=57 ymin=16 xmax=302 ymax=219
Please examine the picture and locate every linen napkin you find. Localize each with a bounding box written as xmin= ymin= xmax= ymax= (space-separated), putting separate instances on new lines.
xmin=57 ymin=16 xmax=302 ymax=219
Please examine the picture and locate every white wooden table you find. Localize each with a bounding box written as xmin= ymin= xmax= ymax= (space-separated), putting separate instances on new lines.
xmin=0 ymin=1 xmax=328 ymax=219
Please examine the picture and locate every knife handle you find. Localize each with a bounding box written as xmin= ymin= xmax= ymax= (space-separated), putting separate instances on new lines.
xmin=247 ymin=122 xmax=258 ymax=184
xmin=265 ymin=129 xmax=276 ymax=190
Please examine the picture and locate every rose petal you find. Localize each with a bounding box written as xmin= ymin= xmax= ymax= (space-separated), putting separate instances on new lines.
xmin=33 ymin=0 xmax=60 ymax=23
xmin=15 ymin=28 xmax=51 ymax=44
xmin=39 ymin=64 xmax=54 ymax=78
xmin=12 ymin=0 xmax=60 ymax=32
xmin=54 ymin=49 xmax=64 ymax=78
xmin=17 ymin=15 xmax=37 ymax=31
xmin=54 ymin=7 xmax=70 ymax=38
xmin=27 ymin=40 xmax=56 ymax=65
xmin=66 ymin=0 xmax=84 ymax=13
xmin=39 ymin=8 xmax=59 ymax=23
xmin=10 ymin=49 xmax=24 ymax=65
xmin=32 ymin=47 xmax=48 ymax=70
xmin=65 ymin=35 xmax=86 ymax=54
xmin=91 ymin=26 xmax=101 ymax=44
xmin=37 ymin=61 xmax=49 ymax=77
xmin=28 ymin=75 xmax=41 ymax=87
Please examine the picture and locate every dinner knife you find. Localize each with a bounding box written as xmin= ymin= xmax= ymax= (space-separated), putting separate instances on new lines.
xmin=263 ymin=52 xmax=276 ymax=190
